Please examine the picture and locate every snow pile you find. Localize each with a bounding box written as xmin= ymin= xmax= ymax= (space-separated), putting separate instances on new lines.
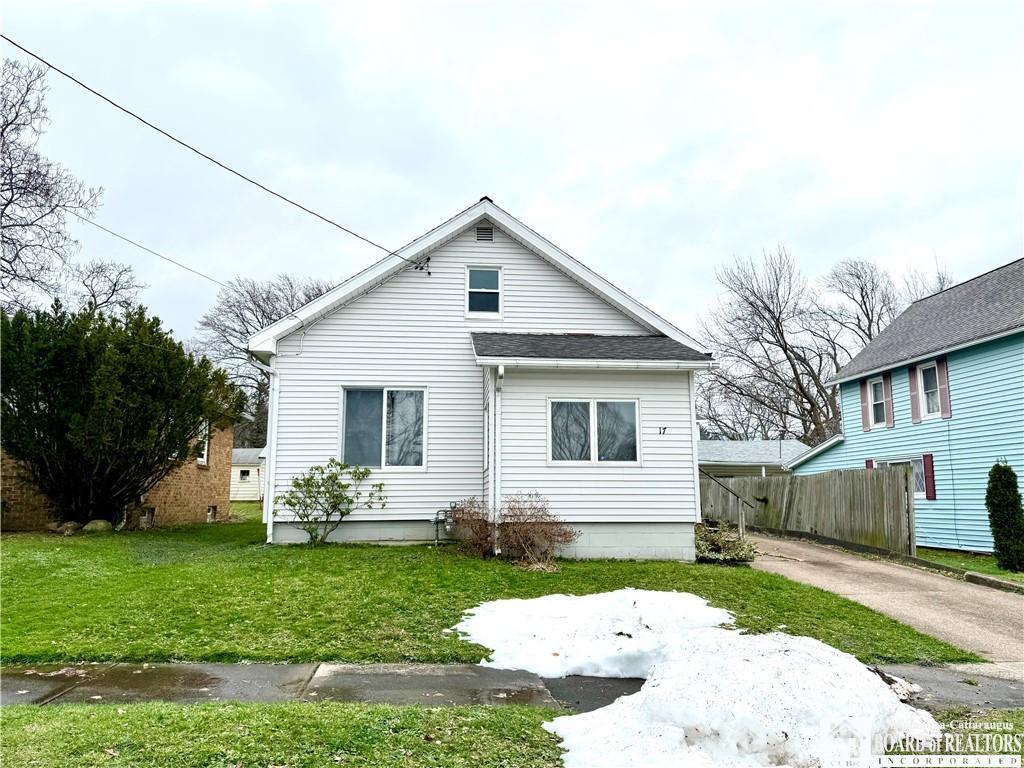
xmin=453 ymin=588 xmax=940 ymax=767
xmin=454 ymin=588 xmax=733 ymax=677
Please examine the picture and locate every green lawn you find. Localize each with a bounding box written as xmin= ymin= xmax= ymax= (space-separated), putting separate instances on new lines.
xmin=2 ymin=703 xmax=1019 ymax=767
xmin=918 ymin=547 xmax=1024 ymax=583
xmin=0 ymin=702 xmax=562 ymax=768
xmin=0 ymin=518 xmax=979 ymax=665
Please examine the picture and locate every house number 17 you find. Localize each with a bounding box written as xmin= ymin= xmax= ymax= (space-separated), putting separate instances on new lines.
xmin=658 ymin=427 xmax=668 ymax=435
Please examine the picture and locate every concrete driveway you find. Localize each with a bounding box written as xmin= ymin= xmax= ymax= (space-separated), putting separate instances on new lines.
xmin=751 ymin=535 xmax=1024 ymax=679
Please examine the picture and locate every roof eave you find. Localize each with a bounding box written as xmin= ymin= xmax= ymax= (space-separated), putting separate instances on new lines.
xmin=830 ymin=325 xmax=1024 ymax=385
xmin=783 ymin=433 xmax=845 ymax=470
xmin=474 ymin=355 xmax=717 ymax=370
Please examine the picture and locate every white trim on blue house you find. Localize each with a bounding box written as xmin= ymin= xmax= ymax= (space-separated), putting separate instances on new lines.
xmin=784 ymin=433 xmax=845 ymax=471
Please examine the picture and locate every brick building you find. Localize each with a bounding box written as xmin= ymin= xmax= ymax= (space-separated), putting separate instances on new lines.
xmin=0 ymin=427 xmax=233 ymax=530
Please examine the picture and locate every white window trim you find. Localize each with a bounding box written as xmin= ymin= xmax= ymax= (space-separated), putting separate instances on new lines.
xmin=239 ymin=469 xmax=251 ymax=481
xmin=546 ymin=398 xmax=642 ymax=466
xmin=867 ymin=376 xmax=886 ymax=429
xmin=465 ymin=265 xmax=503 ymax=319
xmin=339 ymin=386 xmax=429 ymax=472
xmin=917 ymin=362 xmax=941 ymax=419
xmin=876 ymin=455 xmax=926 ymax=500
xmin=196 ymin=424 xmax=209 ymax=466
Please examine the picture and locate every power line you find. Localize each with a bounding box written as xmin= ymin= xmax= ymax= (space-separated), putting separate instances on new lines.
xmin=70 ymin=212 xmax=231 ymax=289
xmin=1 ymin=33 xmax=417 ymax=265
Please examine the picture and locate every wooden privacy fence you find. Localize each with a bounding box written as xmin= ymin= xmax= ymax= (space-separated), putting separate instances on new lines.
xmin=700 ymin=466 xmax=916 ymax=555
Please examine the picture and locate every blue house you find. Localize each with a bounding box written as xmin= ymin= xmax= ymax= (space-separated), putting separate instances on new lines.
xmin=789 ymin=259 xmax=1024 ymax=552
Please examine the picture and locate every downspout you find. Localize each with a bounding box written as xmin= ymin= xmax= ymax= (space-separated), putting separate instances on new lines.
xmin=249 ymin=354 xmax=279 ymax=544
xmin=493 ymin=364 xmax=504 ymax=556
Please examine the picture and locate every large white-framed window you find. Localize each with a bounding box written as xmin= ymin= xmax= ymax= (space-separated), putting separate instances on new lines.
xmin=195 ymin=423 xmax=209 ymax=466
xmin=867 ymin=377 xmax=886 ymax=428
xmin=465 ymin=266 xmax=502 ymax=317
xmin=918 ymin=362 xmax=941 ymax=418
xmin=548 ymin=398 xmax=640 ymax=464
xmin=876 ymin=457 xmax=927 ymax=499
xmin=341 ymin=387 xmax=426 ymax=469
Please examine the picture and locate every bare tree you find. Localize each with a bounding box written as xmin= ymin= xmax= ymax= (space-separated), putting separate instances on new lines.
xmin=68 ymin=259 xmax=145 ymax=313
xmin=902 ymin=259 xmax=955 ymax=302
xmin=700 ymin=249 xmax=845 ymax=445
xmin=696 ymin=377 xmax=790 ymax=440
xmin=1 ymin=59 xmax=101 ymax=311
xmin=194 ymin=274 xmax=333 ymax=446
xmin=820 ymin=259 xmax=899 ymax=347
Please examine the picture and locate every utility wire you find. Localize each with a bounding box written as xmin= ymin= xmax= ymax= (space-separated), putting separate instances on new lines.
xmin=70 ymin=212 xmax=231 ymax=289
xmin=1 ymin=34 xmax=417 ymax=265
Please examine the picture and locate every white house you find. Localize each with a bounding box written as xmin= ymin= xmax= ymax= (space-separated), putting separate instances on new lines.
xmin=248 ymin=198 xmax=715 ymax=559
xmin=230 ymin=448 xmax=264 ymax=501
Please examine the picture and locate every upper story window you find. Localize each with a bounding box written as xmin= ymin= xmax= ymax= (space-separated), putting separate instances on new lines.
xmin=918 ymin=363 xmax=940 ymax=417
xmin=343 ymin=388 xmax=425 ymax=468
xmin=466 ymin=267 xmax=501 ymax=316
xmin=868 ymin=378 xmax=886 ymax=427
xmin=196 ymin=423 xmax=209 ymax=466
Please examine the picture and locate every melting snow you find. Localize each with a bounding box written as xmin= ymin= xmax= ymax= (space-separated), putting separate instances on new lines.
xmin=453 ymin=588 xmax=939 ymax=767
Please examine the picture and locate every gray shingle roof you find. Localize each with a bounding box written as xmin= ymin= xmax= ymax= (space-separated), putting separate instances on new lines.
xmin=232 ymin=448 xmax=264 ymax=465
xmin=698 ymin=440 xmax=807 ymax=466
xmin=835 ymin=259 xmax=1024 ymax=382
xmin=470 ymin=333 xmax=712 ymax=361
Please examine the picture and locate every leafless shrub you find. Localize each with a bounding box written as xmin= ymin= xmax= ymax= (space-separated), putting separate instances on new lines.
xmin=451 ymin=496 xmax=494 ymax=557
xmin=451 ymin=493 xmax=579 ymax=567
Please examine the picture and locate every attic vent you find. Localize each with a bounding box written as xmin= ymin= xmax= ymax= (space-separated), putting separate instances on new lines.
xmin=476 ymin=225 xmax=494 ymax=242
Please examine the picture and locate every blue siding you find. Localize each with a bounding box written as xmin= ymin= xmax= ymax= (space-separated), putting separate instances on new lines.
xmin=795 ymin=332 xmax=1024 ymax=552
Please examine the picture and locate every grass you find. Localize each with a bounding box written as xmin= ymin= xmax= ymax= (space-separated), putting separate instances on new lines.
xmin=0 ymin=516 xmax=980 ymax=665
xmin=2 ymin=704 xmax=1020 ymax=767
xmin=918 ymin=547 xmax=1024 ymax=583
xmin=0 ymin=702 xmax=563 ymax=768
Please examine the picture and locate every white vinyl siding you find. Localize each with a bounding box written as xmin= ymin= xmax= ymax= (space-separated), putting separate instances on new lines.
xmin=502 ymin=368 xmax=696 ymax=522
xmin=230 ymin=464 xmax=262 ymax=501
xmin=269 ymin=223 xmax=651 ymax=522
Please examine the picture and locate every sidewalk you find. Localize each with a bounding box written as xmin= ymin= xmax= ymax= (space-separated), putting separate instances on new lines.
xmin=3 ymin=660 xmax=1020 ymax=711
xmin=751 ymin=534 xmax=1024 ymax=679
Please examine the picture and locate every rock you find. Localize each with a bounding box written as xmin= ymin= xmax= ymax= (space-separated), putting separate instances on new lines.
xmin=57 ymin=521 xmax=83 ymax=535
xmin=82 ymin=519 xmax=113 ymax=533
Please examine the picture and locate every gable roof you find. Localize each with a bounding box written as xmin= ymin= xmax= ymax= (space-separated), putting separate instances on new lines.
xmin=698 ymin=439 xmax=807 ymax=467
xmin=471 ymin=332 xmax=711 ymax=364
xmin=833 ymin=259 xmax=1024 ymax=384
xmin=232 ymin=448 xmax=264 ymax=465
xmin=784 ymin=433 xmax=845 ymax=470
xmin=248 ymin=198 xmax=710 ymax=360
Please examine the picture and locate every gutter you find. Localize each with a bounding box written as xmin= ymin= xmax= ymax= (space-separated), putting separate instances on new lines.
xmin=473 ymin=356 xmax=717 ymax=370
xmin=248 ymin=353 xmax=279 ymax=544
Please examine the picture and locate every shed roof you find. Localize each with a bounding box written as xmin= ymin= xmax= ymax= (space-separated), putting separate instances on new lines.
xmin=698 ymin=440 xmax=807 ymax=466
xmin=470 ymin=332 xmax=711 ymax=362
xmin=232 ymin=448 xmax=264 ymax=465
xmin=834 ymin=259 xmax=1024 ymax=383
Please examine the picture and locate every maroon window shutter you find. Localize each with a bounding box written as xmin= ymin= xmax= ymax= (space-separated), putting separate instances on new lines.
xmin=882 ymin=373 xmax=894 ymax=428
xmin=908 ymin=365 xmax=921 ymax=423
xmin=865 ymin=458 xmax=874 ymax=469
xmin=935 ymin=356 xmax=952 ymax=419
xmin=859 ymin=380 xmax=871 ymax=432
xmin=922 ymin=453 xmax=936 ymax=500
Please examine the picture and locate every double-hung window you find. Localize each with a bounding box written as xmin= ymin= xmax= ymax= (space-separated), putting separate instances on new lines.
xmin=918 ymin=363 xmax=940 ymax=417
xmin=549 ymin=399 xmax=639 ymax=463
xmin=343 ymin=388 xmax=425 ymax=468
xmin=196 ymin=423 xmax=209 ymax=466
xmin=466 ymin=267 xmax=501 ymax=315
xmin=868 ymin=378 xmax=886 ymax=428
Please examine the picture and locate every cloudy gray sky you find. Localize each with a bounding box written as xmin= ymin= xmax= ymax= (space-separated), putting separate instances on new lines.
xmin=5 ymin=1 xmax=1022 ymax=340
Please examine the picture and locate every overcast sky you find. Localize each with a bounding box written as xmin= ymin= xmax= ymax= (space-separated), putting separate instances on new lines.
xmin=4 ymin=1 xmax=1022 ymax=341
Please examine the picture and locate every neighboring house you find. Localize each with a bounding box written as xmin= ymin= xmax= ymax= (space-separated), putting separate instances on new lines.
xmin=231 ymin=448 xmax=264 ymax=501
xmin=788 ymin=259 xmax=1024 ymax=552
xmin=248 ymin=198 xmax=715 ymax=559
xmin=0 ymin=427 xmax=233 ymax=530
xmin=698 ymin=440 xmax=807 ymax=478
